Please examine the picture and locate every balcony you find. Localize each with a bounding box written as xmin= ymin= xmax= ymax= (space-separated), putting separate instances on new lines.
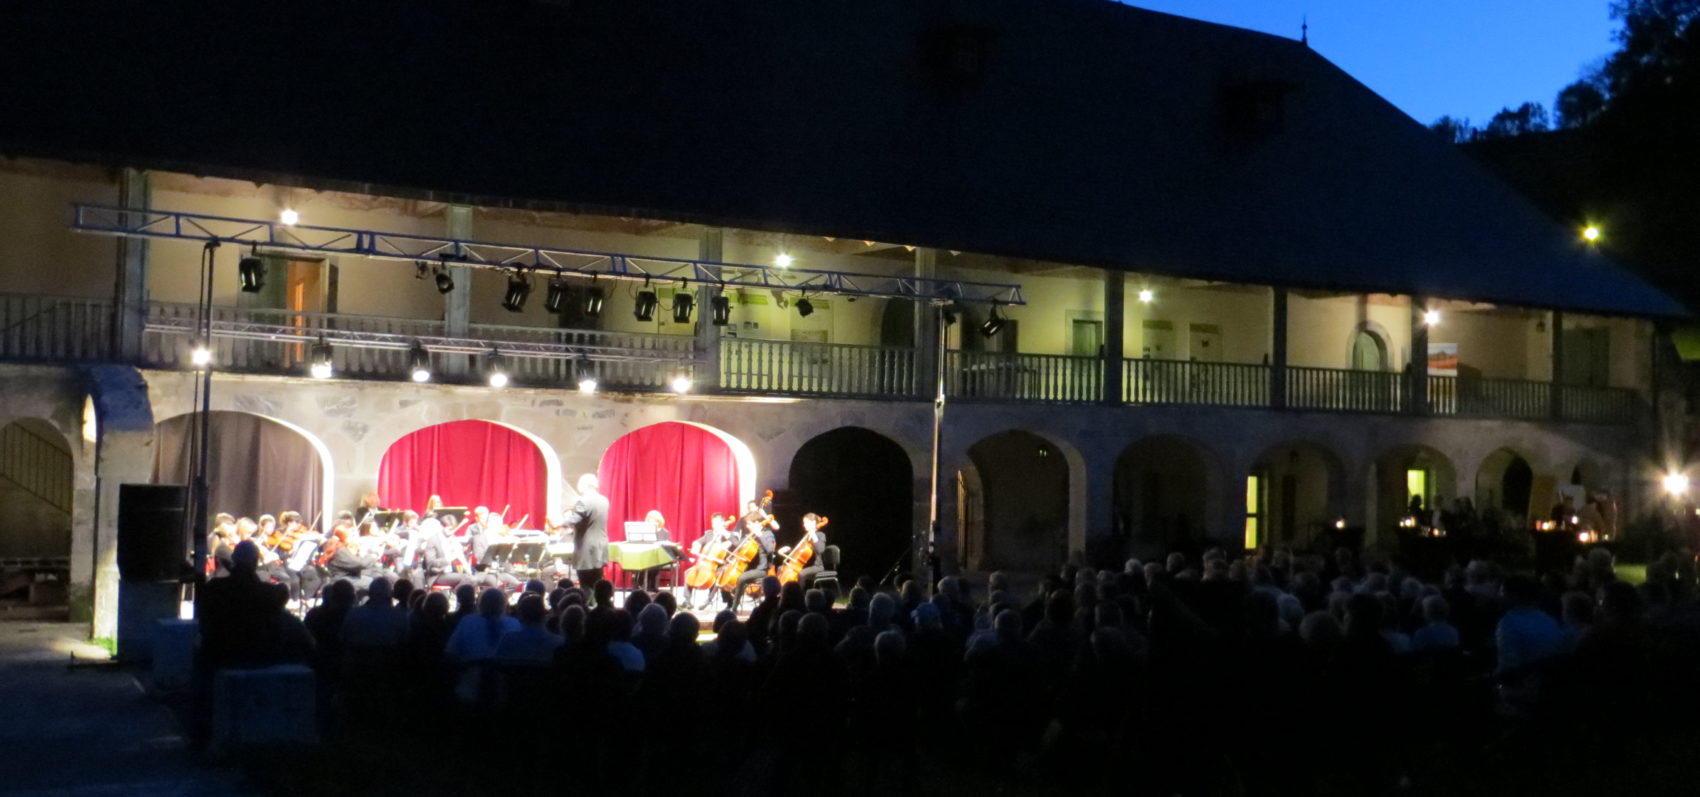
xmin=0 ymin=294 xmax=1647 ymax=425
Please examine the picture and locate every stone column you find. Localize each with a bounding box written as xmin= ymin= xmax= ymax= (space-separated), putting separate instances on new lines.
xmin=914 ymin=248 xmax=940 ymax=398
xmin=113 ymin=168 xmax=150 ymax=362
xmin=1550 ymin=310 xmax=1566 ymax=420
xmin=1103 ymin=269 xmax=1125 ymax=404
xmin=443 ymin=205 xmax=473 ymax=377
xmin=1409 ymin=296 xmax=1429 ymax=415
xmin=695 ymin=227 xmax=724 ymax=392
xmin=1271 ymin=287 xmax=1289 ymax=409
xmin=81 ymin=365 xmax=156 ymax=641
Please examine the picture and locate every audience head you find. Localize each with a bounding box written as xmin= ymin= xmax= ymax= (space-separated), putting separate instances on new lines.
xmin=712 ymin=609 xmax=736 ymax=634
xmin=524 ymin=579 xmax=547 ymax=595
xmin=874 ymin=629 xmax=906 ymax=664
xmin=231 ymin=540 xmax=261 ymax=573
xmin=939 ymin=576 xmax=962 ymax=601
xmin=624 ymin=589 xmax=651 ymax=615
xmin=1300 ymin=611 xmax=1342 ymax=646
xmin=592 ymin=579 xmax=615 ymax=608
xmin=1561 ymin=591 xmax=1594 ymax=628
xmin=477 ymin=587 xmax=507 ymax=619
xmin=804 ymin=588 xmax=829 ymax=614
xmin=869 ymin=592 xmax=897 ymax=628
xmin=1421 ymin=595 xmax=1451 ymax=624
xmin=994 ymin=608 xmax=1022 ymax=640
xmin=653 ymin=591 xmax=678 ymax=617
xmin=638 ymin=603 xmax=669 ymax=637
xmin=454 ymin=583 xmax=477 ymax=613
xmin=422 ymin=591 xmax=449 ymax=619
xmin=900 ymin=579 xmax=924 ymax=605
xmin=364 ymin=577 xmax=392 ymax=607
xmin=561 ymin=605 xmax=587 ymax=642
xmin=668 ymin=612 xmax=700 ymax=646
xmin=516 ymin=593 xmax=546 ymax=627
xmin=327 ymin=578 xmax=357 ymax=609
xmin=798 ymin=612 xmax=829 ymax=649
xmin=762 ymin=576 xmax=783 ymax=600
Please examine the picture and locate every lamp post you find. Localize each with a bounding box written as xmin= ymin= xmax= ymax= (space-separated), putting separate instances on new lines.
xmin=926 ymin=302 xmax=949 ymax=593
xmin=188 ymin=240 xmax=218 ymax=617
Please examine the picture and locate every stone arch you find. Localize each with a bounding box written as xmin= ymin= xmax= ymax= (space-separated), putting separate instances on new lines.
xmin=377 ymin=419 xmax=558 ymax=528
xmin=965 ymin=429 xmax=1075 ymax=573
xmin=0 ymin=418 xmax=74 ymax=563
xmin=1347 ymin=320 xmax=1395 ymax=372
xmin=1248 ymin=440 xmax=1347 ymax=549
xmin=595 ymin=420 xmax=757 ymax=552
xmin=1476 ymin=447 xmax=1536 ymax=524
xmin=1113 ymin=434 xmax=1218 ymax=557
xmin=1372 ymin=444 xmax=1459 ymax=537
xmin=787 ymin=427 xmax=914 ymax=585
xmin=154 ymin=410 xmax=336 ymax=530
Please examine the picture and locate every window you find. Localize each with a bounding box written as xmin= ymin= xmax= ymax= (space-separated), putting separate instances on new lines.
xmin=1407 ymin=468 xmax=1430 ymax=512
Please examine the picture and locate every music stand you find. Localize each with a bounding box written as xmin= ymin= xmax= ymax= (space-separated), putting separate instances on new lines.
xmin=371 ymin=510 xmax=405 ymax=528
xmin=431 ymin=507 xmax=468 ymax=528
xmin=624 ymin=521 xmax=659 ymax=544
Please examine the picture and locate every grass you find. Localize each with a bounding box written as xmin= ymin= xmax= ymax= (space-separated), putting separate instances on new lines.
xmin=90 ymin=636 xmax=116 ymax=657
xmin=1614 ymin=563 xmax=1648 ymax=585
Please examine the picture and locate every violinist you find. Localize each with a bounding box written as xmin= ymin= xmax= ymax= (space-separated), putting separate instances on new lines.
xmin=418 ymin=517 xmax=471 ymax=589
xmin=279 ymin=511 xmax=324 ymax=602
xmin=209 ymin=513 xmax=238 ymax=577
xmin=793 ymin=513 xmax=828 ymax=589
xmin=724 ymin=512 xmax=777 ymax=611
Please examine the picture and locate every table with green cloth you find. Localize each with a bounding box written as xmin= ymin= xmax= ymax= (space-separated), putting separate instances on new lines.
xmin=607 ymin=541 xmax=679 ymax=587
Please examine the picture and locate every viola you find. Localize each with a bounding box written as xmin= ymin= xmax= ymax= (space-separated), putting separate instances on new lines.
xmin=776 ymin=516 xmax=827 ymax=585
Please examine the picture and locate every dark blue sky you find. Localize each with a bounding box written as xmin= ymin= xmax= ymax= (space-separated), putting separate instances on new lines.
xmin=1127 ymin=0 xmax=1617 ymax=125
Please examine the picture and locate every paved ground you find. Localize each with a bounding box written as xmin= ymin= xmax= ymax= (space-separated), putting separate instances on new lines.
xmin=0 ymin=621 xmax=251 ymax=797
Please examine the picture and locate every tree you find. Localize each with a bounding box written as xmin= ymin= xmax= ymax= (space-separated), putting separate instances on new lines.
xmin=1429 ymin=115 xmax=1476 ymax=143
xmin=1604 ymin=0 xmax=1700 ymax=95
xmin=1480 ymin=102 xmax=1550 ymax=139
xmin=1556 ymin=79 xmax=1608 ymax=128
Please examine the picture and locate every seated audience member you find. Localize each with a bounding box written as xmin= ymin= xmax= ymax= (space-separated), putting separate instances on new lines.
xmin=494 ymin=593 xmax=563 ymax=665
xmin=1411 ymin=595 xmax=1461 ymax=652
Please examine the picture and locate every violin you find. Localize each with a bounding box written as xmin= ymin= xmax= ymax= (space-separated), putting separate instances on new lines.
xmin=776 ymin=516 xmax=827 ymax=585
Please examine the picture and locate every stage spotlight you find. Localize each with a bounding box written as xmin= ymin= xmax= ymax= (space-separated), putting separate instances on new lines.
xmin=190 ymin=345 xmax=213 ymax=368
xmin=795 ymin=296 xmax=814 ymax=317
xmin=981 ymin=303 xmax=1006 ymax=338
xmin=670 ymin=374 xmax=693 ymax=394
xmin=434 ymin=265 xmax=454 ymax=294
xmin=279 ymin=208 xmax=299 ymax=226
xmin=775 ymin=253 xmax=794 ymax=268
xmin=409 ymin=342 xmax=431 ymax=382
xmin=486 ymin=353 xmax=509 ymax=389
xmin=634 ymin=289 xmax=659 ymax=322
xmin=544 ymin=280 xmax=568 ymax=314
xmin=415 ymin=261 xmax=429 ymax=280
xmin=309 ymin=338 xmax=333 ymax=380
xmin=584 ymin=286 xmax=606 ymax=317
xmin=238 ymin=249 xmax=265 ymax=293
xmin=575 ymin=356 xmax=598 ymax=394
xmin=940 ymin=303 xmax=959 ymax=326
xmin=710 ymin=294 xmax=732 ymax=326
xmin=501 ymin=271 xmax=532 ymax=313
xmin=672 ymin=291 xmax=695 ymax=324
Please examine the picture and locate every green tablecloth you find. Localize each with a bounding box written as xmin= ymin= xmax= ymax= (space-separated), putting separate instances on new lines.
xmin=608 ymin=542 xmax=675 ymax=571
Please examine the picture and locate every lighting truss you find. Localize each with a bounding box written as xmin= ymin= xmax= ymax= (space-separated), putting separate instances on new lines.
xmin=73 ymin=204 xmax=1027 ymax=306
xmin=144 ymin=314 xmax=682 ymax=364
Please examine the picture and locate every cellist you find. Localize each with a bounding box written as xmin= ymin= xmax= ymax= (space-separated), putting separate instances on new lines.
xmin=791 ymin=513 xmax=828 ymax=589
xmin=723 ymin=511 xmax=776 ymax=611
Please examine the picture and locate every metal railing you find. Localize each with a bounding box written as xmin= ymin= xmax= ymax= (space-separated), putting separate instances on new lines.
xmin=945 ymin=350 xmax=1102 ymax=403
xmin=1559 ymin=383 xmax=1642 ymax=425
xmin=1287 ymin=365 xmax=1404 ymax=413
xmin=142 ymin=301 xmax=694 ymax=390
xmin=720 ymin=338 xmax=919 ymax=398
xmin=1125 ymin=358 xmax=1270 ymax=406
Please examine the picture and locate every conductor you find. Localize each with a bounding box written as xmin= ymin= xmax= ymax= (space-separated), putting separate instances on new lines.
xmin=567 ymin=473 xmax=610 ymax=593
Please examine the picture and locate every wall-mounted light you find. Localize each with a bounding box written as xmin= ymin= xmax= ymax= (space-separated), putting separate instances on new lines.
xmin=238 ymin=247 xmax=266 ymax=293
xmin=434 ymin=264 xmax=454 ymax=294
xmin=1422 ymin=309 xmax=1441 ymax=326
xmin=795 ymin=296 xmax=814 ymax=317
xmin=1664 ymin=471 xmax=1690 ymax=497
xmin=486 ymin=350 xmax=508 ymax=389
xmin=1582 ymin=225 xmax=1601 ymax=243
xmin=279 ymin=208 xmax=299 ymax=226
xmin=775 ymin=253 xmax=794 ymax=268
xmin=190 ymin=345 xmax=213 ymax=368
xmin=670 ymin=374 xmax=693 ymax=394
xmin=1137 ymin=288 xmax=1154 ymax=304
xmin=576 ymin=356 xmax=598 ymax=394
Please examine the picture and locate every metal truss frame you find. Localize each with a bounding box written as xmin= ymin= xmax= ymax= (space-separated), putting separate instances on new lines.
xmin=145 ymin=315 xmax=686 ymax=363
xmin=75 ymin=204 xmax=1027 ymax=305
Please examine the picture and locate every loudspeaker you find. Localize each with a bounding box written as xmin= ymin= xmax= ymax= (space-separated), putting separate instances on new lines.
xmin=119 ymin=484 xmax=188 ymax=581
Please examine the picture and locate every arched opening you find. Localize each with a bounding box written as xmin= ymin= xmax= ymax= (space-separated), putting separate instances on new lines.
xmin=1476 ymin=448 xmax=1536 ymax=526
xmin=0 ymin=419 xmax=73 ymax=567
xmin=878 ymin=299 xmax=915 ymax=348
xmin=1351 ymin=327 xmax=1389 ymax=371
xmin=1114 ymin=435 xmax=1211 ymax=557
xmin=1248 ymin=442 xmax=1345 ymax=550
xmin=787 ymin=427 xmax=913 ymax=586
xmin=1373 ymin=445 xmax=1458 ymax=535
xmin=378 ymin=420 xmax=555 ymax=527
xmin=598 ymin=421 xmax=756 ymax=554
xmin=154 ymin=411 xmax=332 ymax=526
xmin=966 ymin=430 xmax=1070 ymax=573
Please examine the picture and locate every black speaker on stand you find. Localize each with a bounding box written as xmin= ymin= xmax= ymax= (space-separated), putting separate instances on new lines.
xmin=117 ymin=484 xmax=188 ymax=663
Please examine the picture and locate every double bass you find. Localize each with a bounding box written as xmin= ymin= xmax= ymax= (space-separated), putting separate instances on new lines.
xmin=776 ymin=516 xmax=828 ymax=585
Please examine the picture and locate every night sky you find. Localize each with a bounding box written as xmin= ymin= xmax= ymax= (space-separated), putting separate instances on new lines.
xmin=1125 ymin=0 xmax=1617 ymax=126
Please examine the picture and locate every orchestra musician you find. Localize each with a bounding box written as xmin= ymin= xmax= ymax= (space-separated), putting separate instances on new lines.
xmin=418 ymin=516 xmax=471 ymax=589
xmin=793 ymin=512 xmax=828 ymax=589
xmin=279 ymin=511 xmax=324 ymax=601
xmin=566 ymin=474 xmax=610 ymax=593
xmin=725 ymin=511 xmax=777 ymax=611
xmin=689 ymin=512 xmax=736 ymax=610
xmin=633 ymin=509 xmax=682 ymax=593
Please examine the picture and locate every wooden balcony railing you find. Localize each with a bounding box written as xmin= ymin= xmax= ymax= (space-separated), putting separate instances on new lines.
xmin=1124 ymin=359 xmax=1270 ymax=406
xmin=0 ymin=293 xmax=1647 ymax=425
xmin=720 ymin=338 xmax=919 ymax=398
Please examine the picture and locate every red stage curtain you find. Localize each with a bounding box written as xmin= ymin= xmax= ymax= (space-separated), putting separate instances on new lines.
xmin=598 ymin=422 xmax=739 ymax=552
xmin=378 ymin=420 xmax=545 ymax=527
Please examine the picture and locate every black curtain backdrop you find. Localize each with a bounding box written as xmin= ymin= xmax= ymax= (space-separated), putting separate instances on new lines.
xmin=153 ymin=411 xmax=324 ymax=527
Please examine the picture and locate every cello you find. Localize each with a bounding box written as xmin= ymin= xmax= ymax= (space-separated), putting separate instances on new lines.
xmin=714 ymin=490 xmax=778 ymax=595
xmin=776 ymin=516 xmax=828 ymax=585
xmin=684 ymin=516 xmax=736 ymax=590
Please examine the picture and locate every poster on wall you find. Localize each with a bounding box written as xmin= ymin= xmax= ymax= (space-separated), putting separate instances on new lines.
xmin=1427 ymin=343 xmax=1458 ymax=376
